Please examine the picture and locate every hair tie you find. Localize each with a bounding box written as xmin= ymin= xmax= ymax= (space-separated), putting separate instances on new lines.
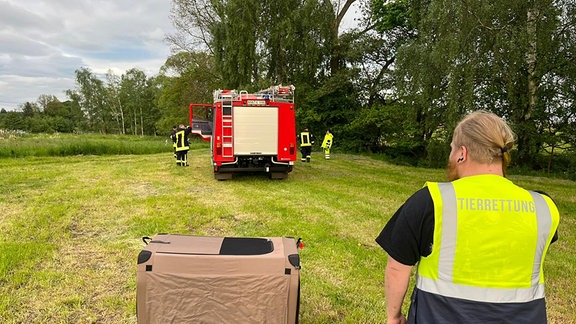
xmin=501 ymin=147 xmax=511 ymax=166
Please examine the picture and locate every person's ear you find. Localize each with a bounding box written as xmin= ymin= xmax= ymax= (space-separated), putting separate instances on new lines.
xmin=458 ymin=146 xmax=468 ymax=163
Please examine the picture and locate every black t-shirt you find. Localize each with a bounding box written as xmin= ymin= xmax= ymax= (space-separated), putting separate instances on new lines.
xmin=375 ymin=186 xmax=558 ymax=266
xmin=376 ymin=187 xmax=434 ymax=266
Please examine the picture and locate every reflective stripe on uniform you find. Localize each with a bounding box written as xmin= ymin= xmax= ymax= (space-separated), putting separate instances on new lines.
xmin=417 ymin=276 xmax=545 ymax=303
xmin=175 ymin=130 xmax=189 ymax=151
xmin=300 ymin=132 xmax=311 ymax=146
xmin=529 ymin=191 xmax=553 ymax=286
xmin=437 ymin=183 xmax=457 ymax=282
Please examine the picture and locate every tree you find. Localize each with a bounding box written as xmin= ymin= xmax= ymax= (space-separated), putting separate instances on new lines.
xmin=377 ymin=0 xmax=574 ymax=167
xmin=156 ymin=51 xmax=219 ymax=133
xmin=41 ymin=96 xmax=76 ymax=133
xmin=168 ymin=0 xmax=356 ymax=87
xmin=168 ymin=0 xmax=218 ymax=53
xmin=335 ymin=0 xmax=423 ymax=154
xmin=65 ymin=67 xmax=160 ymax=135
xmin=210 ymin=0 xmax=261 ymax=87
xmin=69 ymin=67 xmax=109 ymax=133
xmin=21 ymin=102 xmax=40 ymax=118
xmin=0 ymin=111 xmax=26 ymax=131
xmin=105 ymin=71 xmax=126 ymax=134
xmin=325 ymin=0 xmax=358 ymax=74
xmin=120 ymin=69 xmax=151 ymax=136
xmin=168 ymin=0 xmax=368 ymax=151
xmin=36 ymin=95 xmax=59 ymax=113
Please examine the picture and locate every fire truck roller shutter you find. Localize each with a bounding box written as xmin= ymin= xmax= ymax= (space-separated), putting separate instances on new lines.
xmin=233 ymin=106 xmax=279 ymax=155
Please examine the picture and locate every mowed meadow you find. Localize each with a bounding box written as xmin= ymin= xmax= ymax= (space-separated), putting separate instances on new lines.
xmin=0 ymin=134 xmax=575 ymax=323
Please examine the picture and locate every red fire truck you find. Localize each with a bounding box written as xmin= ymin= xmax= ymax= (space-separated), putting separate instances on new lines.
xmin=189 ymin=85 xmax=297 ymax=180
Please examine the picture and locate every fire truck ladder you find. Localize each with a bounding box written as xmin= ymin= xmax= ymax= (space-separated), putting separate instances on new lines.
xmin=221 ymin=94 xmax=234 ymax=158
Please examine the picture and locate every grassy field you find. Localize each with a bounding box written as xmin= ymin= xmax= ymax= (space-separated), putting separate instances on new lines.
xmin=0 ymin=132 xmax=171 ymax=158
xmin=0 ymin=137 xmax=574 ymax=323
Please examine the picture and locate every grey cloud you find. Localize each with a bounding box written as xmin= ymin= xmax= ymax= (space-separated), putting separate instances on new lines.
xmin=0 ymin=52 xmax=83 ymax=78
xmin=0 ymin=1 xmax=64 ymax=35
xmin=0 ymin=75 xmax=75 ymax=108
xmin=0 ymin=31 xmax=54 ymax=57
xmin=0 ymin=0 xmax=174 ymax=110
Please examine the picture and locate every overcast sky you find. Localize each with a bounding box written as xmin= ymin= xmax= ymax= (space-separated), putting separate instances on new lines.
xmin=0 ymin=0 xmax=362 ymax=112
xmin=0 ymin=0 xmax=175 ymax=111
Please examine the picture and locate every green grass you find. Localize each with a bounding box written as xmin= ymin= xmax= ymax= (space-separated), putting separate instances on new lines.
xmin=0 ymin=141 xmax=574 ymax=323
xmin=0 ymin=132 xmax=208 ymax=158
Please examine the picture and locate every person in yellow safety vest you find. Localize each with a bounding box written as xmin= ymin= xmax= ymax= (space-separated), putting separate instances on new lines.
xmin=299 ymin=128 xmax=314 ymax=162
xmin=376 ymin=111 xmax=559 ymax=324
xmin=175 ymin=124 xmax=192 ymax=166
xmin=321 ymin=129 xmax=333 ymax=160
xmin=170 ymin=125 xmax=177 ymax=160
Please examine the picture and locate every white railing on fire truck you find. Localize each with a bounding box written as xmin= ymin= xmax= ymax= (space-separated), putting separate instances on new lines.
xmin=257 ymin=85 xmax=295 ymax=102
xmin=213 ymin=85 xmax=295 ymax=103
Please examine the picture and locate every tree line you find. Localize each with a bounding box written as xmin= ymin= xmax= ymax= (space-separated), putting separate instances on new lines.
xmin=1 ymin=0 xmax=575 ymax=176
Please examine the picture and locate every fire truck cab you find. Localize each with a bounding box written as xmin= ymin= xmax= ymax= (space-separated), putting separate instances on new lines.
xmin=190 ymin=85 xmax=297 ymax=180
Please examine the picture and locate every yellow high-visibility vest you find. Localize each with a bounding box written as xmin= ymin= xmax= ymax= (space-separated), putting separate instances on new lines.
xmin=321 ymin=133 xmax=333 ymax=149
xmin=418 ymin=175 xmax=559 ymax=303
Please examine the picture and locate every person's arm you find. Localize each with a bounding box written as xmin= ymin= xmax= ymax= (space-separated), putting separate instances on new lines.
xmin=377 ymin=188 xmax=434 ymax=323
xmin=385 ymin=255 xmax=412 ymax=324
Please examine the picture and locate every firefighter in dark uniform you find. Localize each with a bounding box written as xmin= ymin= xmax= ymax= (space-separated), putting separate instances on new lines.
xmin=170 ymin=125 xmax=177 ymax=160
xmin=299 ymin=128 xmax=314 ymax=162
xmin=175 ymin=124 xmax=192 ymax=166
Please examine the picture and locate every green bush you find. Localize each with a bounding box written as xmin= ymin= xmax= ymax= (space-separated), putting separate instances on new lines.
xmin=422 ymin=139 xmax=451 ymax=168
